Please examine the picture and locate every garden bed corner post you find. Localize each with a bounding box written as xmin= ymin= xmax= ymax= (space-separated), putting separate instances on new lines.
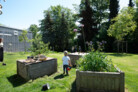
xmin=76 ymin=69 xmax=80 ymax=92
xmin=120 ymin=72 xmax=125 ymax=92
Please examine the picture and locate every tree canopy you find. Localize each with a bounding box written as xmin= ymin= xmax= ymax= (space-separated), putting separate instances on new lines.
xmin=79 ymin=0 xmax=110 ymax=41
xmin=40 ymin=5 xmax=76 ymax=51
xmin=107 ymin=7 xmax=136 ymax=41
xmin=19 ymin=30 xmax=28 ymax=52
xmin=29 ymin=24 xmax=39 ymax=39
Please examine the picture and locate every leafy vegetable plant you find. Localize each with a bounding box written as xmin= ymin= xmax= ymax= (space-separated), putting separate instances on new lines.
xmin=77 ymin=51 xmax=117 ymax=72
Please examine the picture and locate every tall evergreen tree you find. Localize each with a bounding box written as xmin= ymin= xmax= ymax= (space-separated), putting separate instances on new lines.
xmin=109 ymin=0 xmax=119 ymax=21
xmin=105 ymin=0 xmax=120 ymax=52
xmin=79 ymin=0 xmax=97 ymax=42
xmin=60 ymin=13 xmax=69 ymax=50
xmin=128 ymin=0 xmax=134 ymax=7
xmin=40 ymin=5 xmax=76 ymax=51
xmin=54 ymin=12 xmax=70 ymax=51
xmin=40 ymin=11 xmax=55 ymax=49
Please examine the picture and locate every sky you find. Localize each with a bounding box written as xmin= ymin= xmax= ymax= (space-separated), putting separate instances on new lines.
xmin=0 ymin=0 xmax=129 ymax=29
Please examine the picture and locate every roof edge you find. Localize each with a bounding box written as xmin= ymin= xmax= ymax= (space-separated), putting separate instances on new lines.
xmin=0 ymin=25 xmax=32 ymax=33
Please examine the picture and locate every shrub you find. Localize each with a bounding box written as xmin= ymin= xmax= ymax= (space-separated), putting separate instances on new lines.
xmin=77 ymin=51 xmax=117 ymax=72
xmin=28 ymin=34 xmax=49 ymax=56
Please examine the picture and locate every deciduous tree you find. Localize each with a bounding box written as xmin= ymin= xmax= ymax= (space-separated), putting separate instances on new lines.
xmin=19 ymin=30 xmax=28 ymax=53
xmin=29 ymin=24 xmax=39 ymax=39
xmin=108 ymin=7 xmax=136 ymax=41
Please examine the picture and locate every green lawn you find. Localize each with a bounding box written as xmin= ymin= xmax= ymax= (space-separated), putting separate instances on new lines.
xmin=0 ymin=52 xmax=137 ymax=92
xmin=106 ymin=53 xmax=138 ymax=92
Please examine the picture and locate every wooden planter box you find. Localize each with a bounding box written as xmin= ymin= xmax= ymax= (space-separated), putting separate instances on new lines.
xmin=68 ymin=53 xmax=87 ymax=66
xmin=17 ymin=57 xmax=57 ymax=81
xmin=76 ymin=69 xmax=125 ymax=92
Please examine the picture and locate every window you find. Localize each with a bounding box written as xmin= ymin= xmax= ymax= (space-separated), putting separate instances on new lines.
xmin=14 ymin=30 xmax=18 ymax=35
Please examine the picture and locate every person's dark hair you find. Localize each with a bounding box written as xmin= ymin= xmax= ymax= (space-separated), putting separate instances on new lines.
xmin=0 ymin=38 xmax=2 ymax=43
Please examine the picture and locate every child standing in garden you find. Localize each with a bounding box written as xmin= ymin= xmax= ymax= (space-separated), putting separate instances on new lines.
xmin=62 ymin=51 xmax=71 ymax=75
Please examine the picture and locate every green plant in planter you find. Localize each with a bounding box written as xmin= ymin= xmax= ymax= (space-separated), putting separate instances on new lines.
xmin=77 ymin=51 xmax=117 ymax=72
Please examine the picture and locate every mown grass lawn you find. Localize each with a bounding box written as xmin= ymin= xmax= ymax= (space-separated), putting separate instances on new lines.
xmin=106 ymin=53 xmax=138 ymax=92
xmin=0 ymin=52 xmax=137 ymax=92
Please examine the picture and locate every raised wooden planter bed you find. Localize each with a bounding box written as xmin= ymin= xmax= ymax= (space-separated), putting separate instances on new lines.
xmin=17 ymin=57 xmax=57 ymax=81
xmin=68 ymin=53 xmax=87 ymax=66
xmin=76 ymin=69 xmax=125 ymax=92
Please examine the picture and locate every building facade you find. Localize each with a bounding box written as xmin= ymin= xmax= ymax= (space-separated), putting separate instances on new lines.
xmin=0 ymin=26 xmax=32 ymax=52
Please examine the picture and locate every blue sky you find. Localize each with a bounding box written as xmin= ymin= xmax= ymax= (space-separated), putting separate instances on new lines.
xmin=0 ymin=0 xmax=129 ymax=29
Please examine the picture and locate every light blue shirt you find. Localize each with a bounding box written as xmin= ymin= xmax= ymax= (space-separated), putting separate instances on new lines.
xmin=62 ymin=56 xmax=70 ymax=65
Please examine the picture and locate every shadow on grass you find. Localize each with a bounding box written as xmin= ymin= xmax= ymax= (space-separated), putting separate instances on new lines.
xmin=54 ymin=74 xmax=64 ymax=80
xmin=106 ymin=53 xmax=132 ymax=57
xmin=70 ymin=80 xmax=76 ymax=92
xmin=7 ymin=74 xmax=27 ymax=87
xmin=72 ymin=65 xmax=76 ymax=68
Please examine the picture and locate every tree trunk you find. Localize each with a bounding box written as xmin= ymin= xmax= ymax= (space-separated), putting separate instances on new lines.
xmin=117 ymin=41 xmax=119 ymax=53
xmin=24 ymin=40 xmax=26 ymax=53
